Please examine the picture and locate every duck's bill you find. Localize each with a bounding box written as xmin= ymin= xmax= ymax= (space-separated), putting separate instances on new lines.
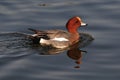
xmin=81 ymin=22 xmax=88 ymax=26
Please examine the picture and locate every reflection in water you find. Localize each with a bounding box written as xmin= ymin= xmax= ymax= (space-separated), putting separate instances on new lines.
xmin=0 ymin=32 xmax=94 ymax=68
xmin=67 ymin=43 xmax=87 ymax=68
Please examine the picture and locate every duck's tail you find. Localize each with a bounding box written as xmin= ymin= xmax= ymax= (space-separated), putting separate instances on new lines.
xmin=28 ymin=28 xmax=38 ymax=33
xmin=28 ymin=28 xmax=50 ymax=44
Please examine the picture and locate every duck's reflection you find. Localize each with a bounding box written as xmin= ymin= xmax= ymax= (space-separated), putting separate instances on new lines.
xmin=35 ymin=42 xmax=88 ymax=68
xmin=67 ymin=45 xmax=87 ymax=68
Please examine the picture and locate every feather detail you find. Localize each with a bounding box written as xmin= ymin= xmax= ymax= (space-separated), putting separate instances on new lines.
xmin=51 ymin=37 xmax=69 ymax=41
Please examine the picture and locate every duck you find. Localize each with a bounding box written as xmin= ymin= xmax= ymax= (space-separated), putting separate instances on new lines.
xmin=28 ymin=16 xmax=87 ymax=48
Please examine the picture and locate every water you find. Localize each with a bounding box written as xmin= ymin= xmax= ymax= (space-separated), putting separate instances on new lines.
xmin=0 ymin=0 xmax=120 ymax=80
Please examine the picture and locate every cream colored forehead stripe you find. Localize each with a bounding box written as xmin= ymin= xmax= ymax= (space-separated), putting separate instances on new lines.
xmin=76 ymin=17 xmax=81 ymax=21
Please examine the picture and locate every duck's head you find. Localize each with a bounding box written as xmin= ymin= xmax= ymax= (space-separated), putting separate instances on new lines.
xmin=66 ymin=16 xmax=87 ymax=33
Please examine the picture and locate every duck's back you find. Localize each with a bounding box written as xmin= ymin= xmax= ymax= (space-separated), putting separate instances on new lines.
xmin=45 ymin=30 xmax=71 ymax=40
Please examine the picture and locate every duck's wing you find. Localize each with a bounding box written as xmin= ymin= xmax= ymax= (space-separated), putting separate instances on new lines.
xmin=28 ymin=28 xmax=50 ymax=39
xmin=29 ymin=28 xmax=70 ymax=38
xmin=28 ymin=28 xmax=71 ymax=43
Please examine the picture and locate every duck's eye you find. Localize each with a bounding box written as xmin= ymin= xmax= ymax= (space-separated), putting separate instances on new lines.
xmin=75 ymin=20 xmax=79 ymax=23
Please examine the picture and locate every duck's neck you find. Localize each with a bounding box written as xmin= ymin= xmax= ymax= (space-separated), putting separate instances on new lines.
xmin=69 ymin=32 xmax=80 ymax=44
xmin=68 ymin=29 xmax=78 ymax=34
xmin=66 ymin=24 xmax=79 ymax=34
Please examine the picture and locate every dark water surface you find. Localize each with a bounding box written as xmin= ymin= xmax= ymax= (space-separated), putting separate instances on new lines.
xmin=0 ymin=0 xmax=120 ymax=80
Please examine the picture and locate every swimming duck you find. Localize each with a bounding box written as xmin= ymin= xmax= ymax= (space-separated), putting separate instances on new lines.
xmin=29 ymin=16 xmax=87 ymax=48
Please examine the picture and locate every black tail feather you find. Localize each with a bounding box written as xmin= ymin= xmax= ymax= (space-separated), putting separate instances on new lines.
xmin=31 ymin=37 xmax=41 ymax=44
xmin=28 ymin=28 xmax=50 ymax=44
xmin=28 ymin=28 xmax=38 ymax=33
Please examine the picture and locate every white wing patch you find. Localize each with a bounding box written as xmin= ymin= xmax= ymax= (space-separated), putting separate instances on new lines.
xmin=39 ymin=37 xmax=69 ymax=48
xmin=40 ymin=37 xmax=69 ymax=44
xmin=52 ymin=37 xmax=69 ymax=41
